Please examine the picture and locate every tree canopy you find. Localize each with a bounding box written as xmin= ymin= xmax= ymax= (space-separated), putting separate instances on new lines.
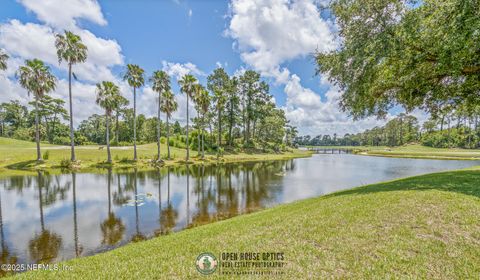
xmin=316 ymin=0 xmax=480 ymax=119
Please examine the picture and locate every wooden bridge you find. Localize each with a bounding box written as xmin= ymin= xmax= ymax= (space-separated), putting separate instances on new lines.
xmin=305 ymin=147 xmax=354 ymax=154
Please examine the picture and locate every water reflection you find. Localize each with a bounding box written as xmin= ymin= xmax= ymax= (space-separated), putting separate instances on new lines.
xmin=29 ymin=172 xmax=62 ymax=264
xmin=0 ymin=155 xmax=478 ymax=266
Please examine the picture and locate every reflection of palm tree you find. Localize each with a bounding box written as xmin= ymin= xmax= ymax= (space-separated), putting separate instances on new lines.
xmin=154 ymin=169 xmax=163 ymax=236
xmin=159 ymin=168 xmax=178 ymax=234
xmin=101 ymin=169 xmax=125 ymax=245
xmin=131 ymin=169 xmax=145 ymax=242
xmin=71 ymin=172 xmax=82 ymax=257
xmin=113 ymin=173 xmax=131 ymax=206
xmin=29 ymin=172 xmax=62 ymax=263
xmin=0 ymin=188 xmax=18 ymax=277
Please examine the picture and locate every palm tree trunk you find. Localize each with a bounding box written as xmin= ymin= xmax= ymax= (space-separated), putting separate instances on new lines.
xmin=166 ymin=116 xmax=171 ymax=159
xmin=106 ymin=112 xmax=111 ymax=163
xmin=157 ymin=94 xmax=161 ymax=161
xmin=186 ymin=94 xmax=189 ymax=161
xmin=34 ymin=96 xmax=41 ymax=161
xmin=68 ymin=63 xmax=76 ymax=161
xmin=133 ymin=86 xmax=137 ymax=161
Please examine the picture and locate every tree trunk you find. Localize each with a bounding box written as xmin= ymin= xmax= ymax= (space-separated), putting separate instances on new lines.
xmin=186 ymin=94 xmax=189 ymax=161
xmin=34 ymin=96 xmax=41 ymax=161
xmin=133 ymin=86 xmax=137 ymax=161
xmin=68 ymin=64 xmax=76 ymax=161
xmin=166 ymin=116 xmax=171 ymax=159
xmin=106 ymin=112 xmax=111 ymax=163
xmin=218 ymin=108 xmax=222 ymax=147
xmin=115 ymin=110 xmax=119 ymax=143
xmin=202 ymin=112 xmax=205 ymax=159
xmin=157 ymin=93 xmax=161 ymax=161
xmin=52 ymin=113 xmax=57 ymax=143
xmin=228 ymin=101 xmax=234 ymax=147
xmin=44 ymin=116 xmax=50 ymax=143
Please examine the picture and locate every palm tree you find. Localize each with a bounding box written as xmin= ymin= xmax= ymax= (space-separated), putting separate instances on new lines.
xmin=150 ymin=70 xmax=171 ymax=161
xmin=55 ymin=31 xmax=88 ymax=162
xmin=123 ymin=64 xmax=145 ymax=161
xmin=160 ymin=90 xmax=178 ymax=159
xmin=95 ymin=81 xmax=121 ymax=163
xmin=196 ymin=87 xmax=211 ymax=159
xmin=0 ymin=49 xmax=8 ymax=71
xmin=17 ymin=59 xmax=57 ymax=161
xmin=178 ymin=74 xmax=198 ymax=161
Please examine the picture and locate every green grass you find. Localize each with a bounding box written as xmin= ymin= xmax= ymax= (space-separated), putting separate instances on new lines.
xmin=0 ymin=137 xmax=312 ymax=175
xmin=307 ymin=144 xmax=480 ymax=160
xmin=11 ymin=169 xmax=480 ymax=279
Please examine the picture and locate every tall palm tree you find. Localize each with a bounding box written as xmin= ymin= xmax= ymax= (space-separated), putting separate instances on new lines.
xmin=196 ymin=87 xmax=211 ymax=159
xmin=95 ymin=81 xmax=121 ymax=163
xmin=55 ymin=31 xmax=88 ymax=162
xmin=160 ymin=90 xmax=178 ymax=159
xmin=123 ymin=64 xmax=145 ymax=161
xmin=150 ymin=70 xmax=171 ymax=161
xmin=0 ymin=49 xmax=8 ymax=71
xmin=17 ymin=59 xmax=57 ymax=161
xmin=178 ymin=74 xmax=198 ymax=161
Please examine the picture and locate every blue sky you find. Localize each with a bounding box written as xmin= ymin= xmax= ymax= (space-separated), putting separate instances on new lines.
xmin=0 ymin=0 xmax=397 ymax=135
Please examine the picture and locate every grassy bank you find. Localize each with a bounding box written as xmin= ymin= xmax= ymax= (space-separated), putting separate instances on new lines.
xmin=307 ymin=144 xmax=480 ymax=160
xmin=12 ymin=169 xmax=480 ymax=279
xmin=0 ymin=137 xmax=312 ymax=175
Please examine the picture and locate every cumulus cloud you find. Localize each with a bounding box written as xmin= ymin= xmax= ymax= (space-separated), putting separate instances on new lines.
xmin=226 ymin=0 xmax=388 ymax=135
xmin=18 ymin=0 xmax=107 ymax=30
xmin=0 ymin=0 xmax=124 ymax=126
xmin=227 ymin=0 xmax=336 ymax=80
xmin=161 ymin=60 xmax=205 ymax=81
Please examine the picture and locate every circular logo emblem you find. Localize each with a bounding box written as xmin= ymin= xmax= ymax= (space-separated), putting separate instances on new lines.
xmin=196 ymin=252 xmax=218 ymax=275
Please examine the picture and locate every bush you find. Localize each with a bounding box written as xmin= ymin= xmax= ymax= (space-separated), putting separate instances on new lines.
xmin=42 ymin=150 xmax=50 ymax=160
xmin=60 ymin=158 xmax=72 ymax=168
xmin=53 ymin=136 xmax=70 ymax=145
xmin=12 ymin=127 xmax=32 ymax=141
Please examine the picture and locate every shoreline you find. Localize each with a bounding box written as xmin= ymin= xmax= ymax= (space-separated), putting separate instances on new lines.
xmin=10 ymin=168 xmax=480 ymax=279
xmin=0 ymin=148 xmax=314 ymax=178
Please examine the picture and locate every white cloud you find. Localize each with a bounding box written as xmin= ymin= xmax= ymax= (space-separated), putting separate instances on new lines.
xmin=284 ymin=76 xmax=389 ymax=135
xmin=188 ymin=9 xmax=193 ymax=18
xmin=161 ymin=60 xmax=205 ymax=81
xmin=0 ymin=1 xmax=124 ymax=127
xmin=18 ymin=0 xmax=107 ymax=30
xmin=227 ymin=0 xmax=336 ymax=80
xmin=226 ymin=0 xmax=387 ymax=135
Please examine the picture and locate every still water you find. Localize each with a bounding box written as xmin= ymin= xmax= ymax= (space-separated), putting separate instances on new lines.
xmin=0 ymin=154 xmax=478 ymax=266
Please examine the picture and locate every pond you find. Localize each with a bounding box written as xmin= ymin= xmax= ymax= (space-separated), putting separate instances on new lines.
xmin=0 ymin=154 xmax=478 ymax=267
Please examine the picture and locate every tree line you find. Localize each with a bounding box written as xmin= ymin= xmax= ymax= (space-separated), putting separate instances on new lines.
xmin=296 ymin=110 xmax=480 ymax=149
xmin=0 ymin=31 xmax=297 ymax=163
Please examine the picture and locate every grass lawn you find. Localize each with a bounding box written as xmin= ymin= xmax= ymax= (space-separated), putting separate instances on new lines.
xmin=11 ymin=169 xmax=480 ymax=279
xmin=306 ymin=144 xmax=480 ymax=160
xmin=0 ymin=137 xmax=312 ymax=175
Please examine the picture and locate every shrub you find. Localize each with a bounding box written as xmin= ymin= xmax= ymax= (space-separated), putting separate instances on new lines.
xmin=53 ymin=136 xmax=70 ymax=145
xmin=42 ymin=150 xmax=50 ymax=160
xmin=60 ymin=158 xmax=72 ymax=168
xmin=12 ymin=127 xmax=32 ymax=141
